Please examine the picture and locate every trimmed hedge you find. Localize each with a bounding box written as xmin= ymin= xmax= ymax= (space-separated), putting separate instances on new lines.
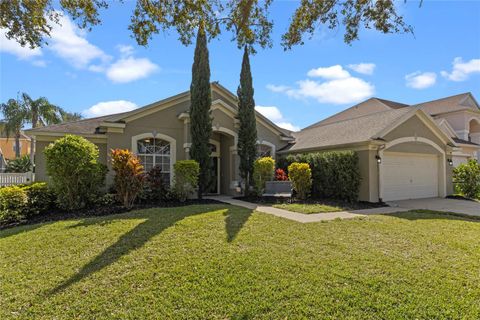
xmin=288 ymin=162 xmax=312 ymax=200
xmin=253 ymin=157 xmax=275 ymax=195
xmin=173 ymin=160 xmax=200 ymax=202
xmin=278 ymin=151 xmax=361 ymax=202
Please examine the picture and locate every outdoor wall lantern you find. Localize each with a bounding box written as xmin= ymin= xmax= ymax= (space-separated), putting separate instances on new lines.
xmin=447 ymin=158 xmax=453 ymax=166
xmin=375 ymin=155 xmax=382 ymax=164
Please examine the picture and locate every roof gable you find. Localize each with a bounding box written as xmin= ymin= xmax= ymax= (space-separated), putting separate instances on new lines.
xmin=414 ymin=92 xmax=479 ymax=115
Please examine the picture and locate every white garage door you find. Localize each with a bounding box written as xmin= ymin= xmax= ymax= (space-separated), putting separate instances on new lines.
xmin=382 ymin=152 xmax=438 ymax=201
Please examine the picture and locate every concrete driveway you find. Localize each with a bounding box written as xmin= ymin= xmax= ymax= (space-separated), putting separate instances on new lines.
xmin=387 ymin=198 xmax=480 ymax=217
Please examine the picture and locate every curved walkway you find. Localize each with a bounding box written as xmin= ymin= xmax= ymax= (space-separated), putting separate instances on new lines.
xmin=207 ymin=196 xmax=404 ymax=223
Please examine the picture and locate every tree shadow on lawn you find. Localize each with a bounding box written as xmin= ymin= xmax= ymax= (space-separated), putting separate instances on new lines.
xmin=48 ymin=204 xmax=253 ymax=295
xmin=223 ymin=206 xmax=252 ymax=242
xmin=387 ymin=210 xmax=480 ymax=223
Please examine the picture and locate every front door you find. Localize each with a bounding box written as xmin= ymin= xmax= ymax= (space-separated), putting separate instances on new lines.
xmin=205 ymin=156 xmax=219 ymax=194
xmin=205 ymin=140 xmax=220 ymax=195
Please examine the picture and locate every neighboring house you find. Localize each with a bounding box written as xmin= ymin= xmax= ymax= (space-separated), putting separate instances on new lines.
xmin=26 ymin=84 xmax=477 ymax=203
xmin=0 ymin=131 xmax=31 ymax=160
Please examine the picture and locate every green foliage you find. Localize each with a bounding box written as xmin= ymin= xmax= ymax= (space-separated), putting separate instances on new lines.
xmin=0 ymin=186 xmax=27 ymax=224
xmin=288 ymin=162 xmax=312 ymax=200
xmin=5 ymin=155 xmax=32 ymax=173
xmin=94 ymin=193 xmax=119 ymax=207
xmin=173 ymin=160 xmax=200 ymax=202
xmin=253 ymin=157 xmax=275 ymax=195
xmin=453 ymin=159 xmax=480 ymax=199
xmin=44 ymin=135 xmax=107 ymax=210
xmin=189 ymin=25 xmax=212 ymax=199
xmin=1 ymin=0 xmax=412 ymax=50
xmin=280 ymin=151 xmax=361 ymax=202
xmin=0 ymin=98 xmax=27 ymax=158
xmin=145 ymin=165 xmax=169 ymax=202
xmin=23 ymin=182 xmax=56 ymax=216
xmin=110 ymin=149 xmax=145 ymax=209
xmin=237 ymin=46 xmax=258 ymax=195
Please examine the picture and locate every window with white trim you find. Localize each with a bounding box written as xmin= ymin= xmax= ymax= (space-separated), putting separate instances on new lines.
xmin=137 ymin=137 xmax=171 ymax=184
xmin=257 ymin=144 xmax=272 ymax=158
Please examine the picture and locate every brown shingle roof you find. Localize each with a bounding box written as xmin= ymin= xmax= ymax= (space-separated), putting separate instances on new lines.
xmin=26 ymin=114 xmax=121 ymax=135
xmin=414 ymin=92 xmax=478 ymax=115
xmin=284 ymin=108 xmax=413 ymax=152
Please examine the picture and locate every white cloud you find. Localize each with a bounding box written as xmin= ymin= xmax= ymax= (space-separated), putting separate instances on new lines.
xmin=82 ymin=100 xmax=138 ymax=117
xmin=106 ymin=56 xmax=159 ymax=83
xmin=255 ymin=106 xmax=300 ymax=131
xmin=307 ymin=65 xmax=350 ymax=79
xmin=269 ymin=64 xmax=375 ymax=105
xmin=405 ymin=71 xmax=437 ymax=89
xmin=441 ymin=57 xmax=480 ymax=81
xmin=348 ymin=63 xmax=376 ymax=75
xmin=47 ymin=14 xmax=110 ymax=69
xmin=266 ymin=84 xmax=290 ymax=93
xmin=0 ymin=28 xmax=45 ymax=66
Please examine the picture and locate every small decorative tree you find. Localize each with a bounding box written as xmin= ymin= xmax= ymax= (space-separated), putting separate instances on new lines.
xmin=253 ymin=157 xmax=275 ymax=195
xmin=288 ymin=162 xmax=312 ymax=200
xmin=146 ymin=165 xmax=168 ymax=202
xmin=275 ymin=168 xmax=288 ymax=181
xmin=110 ymin=149 xmax=145 ymax=209
xmin=44 ymin=135 xmax=107 ymax=210
xmin=453 ymin=159 xmax=480 ymax=199
xmin=173 ymin=160 xmax=200 ymax=202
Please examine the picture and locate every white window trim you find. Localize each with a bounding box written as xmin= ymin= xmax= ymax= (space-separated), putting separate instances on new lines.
xmin=256 ymin=140 xmax=276 ymax=158
xmin=131 ymin=133 xmax=176 ymax=185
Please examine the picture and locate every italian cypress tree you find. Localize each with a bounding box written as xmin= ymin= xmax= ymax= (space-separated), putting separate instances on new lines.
xmin=237 ymin=46 xmax=258 ymax=195
xmin=189 ymin=23 xmax=212 ymax=199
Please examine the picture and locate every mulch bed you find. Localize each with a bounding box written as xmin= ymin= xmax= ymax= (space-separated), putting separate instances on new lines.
xmin=1 ymin=199 xmax=222 ymax=230
xmin=234 ymin=195 xmax=386 ymax=210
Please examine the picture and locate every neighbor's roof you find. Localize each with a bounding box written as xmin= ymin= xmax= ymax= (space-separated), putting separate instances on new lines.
xmin=0 ymin=130 xmax=31 ymax=140
xmin=414 ymin=92 xmax=479 ymax=115
xmin=283 ymin=108 xmax=413 ymax=153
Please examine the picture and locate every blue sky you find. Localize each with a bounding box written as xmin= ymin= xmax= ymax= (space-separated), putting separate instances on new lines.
xmin=1 ymin=0 xmax=479 ymax=131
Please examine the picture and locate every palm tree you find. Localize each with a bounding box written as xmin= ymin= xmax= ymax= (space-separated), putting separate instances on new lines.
xmin=21 ymin=93 xmax=63 ymax=161
xmin=0 ymin=99 xmax=27 ymax=158
xmin=60 ymin=110 xmax=83 ymax=122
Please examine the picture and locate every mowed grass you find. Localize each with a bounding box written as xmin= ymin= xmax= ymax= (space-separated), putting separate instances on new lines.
xmin=1 ymin=204 xmax=480 ymax=319
xmin=273 ymin=202 xmax=343 ymax=213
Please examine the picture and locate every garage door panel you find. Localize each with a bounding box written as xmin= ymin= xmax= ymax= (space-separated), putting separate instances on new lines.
xmin=382 ymin=152 xmax=438 ymax=201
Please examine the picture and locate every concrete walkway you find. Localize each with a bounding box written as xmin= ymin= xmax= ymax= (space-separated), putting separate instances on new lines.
xmin=207 ymin=196 xmax=403 ymax=223
xmin=387 ymin=198 xmax=480 ymax=217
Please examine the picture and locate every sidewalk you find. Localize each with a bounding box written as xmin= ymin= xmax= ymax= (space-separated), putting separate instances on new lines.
xmin=206 ymin=196 xmax=406 ymax=223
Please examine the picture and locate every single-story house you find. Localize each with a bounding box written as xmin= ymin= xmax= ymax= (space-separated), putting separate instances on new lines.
xmin=26 ymin=83 xmax=479 ymax=202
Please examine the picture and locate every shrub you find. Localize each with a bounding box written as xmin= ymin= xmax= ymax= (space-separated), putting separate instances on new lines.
xmin=23 ymin=182 xmax=56 ymax=216
xmin=453 ymin=159 xmax=480 ymax=199
xmin=111 ymin=149 xmax=145 ymax=209
xmin=0 ymin=186 xmax=27 ymax=224
xmin=288 ymin=162 xmax=312 ymax=200
xmin=6 ymin=155 xmax=32 ymax=173
xmin=253 ymin=157 xmax=275 ymax=195
xmin=279 ymin=151 xmax=360 ymax=202
xmin=173 ymin=160 xmax=199 ymax=202
xmin=275 ymin=168 xmax=288 ymax=181
xmin=44 ymin=135 xmax=107 ymax=210
xmin=94 ymin=193 xmax=119 ymax=207
xmin=145 ymin=165 xmax=168 ymax=202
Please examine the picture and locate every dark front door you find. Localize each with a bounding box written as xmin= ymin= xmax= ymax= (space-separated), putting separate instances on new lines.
xmin=205 ymin=156 xmax=219 ymax=194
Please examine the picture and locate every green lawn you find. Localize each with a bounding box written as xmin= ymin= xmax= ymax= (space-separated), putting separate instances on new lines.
xmin=273 ymin=202 xmax=343 ymax=213
xmin=1 ymin=204 xmax=480 ymax=319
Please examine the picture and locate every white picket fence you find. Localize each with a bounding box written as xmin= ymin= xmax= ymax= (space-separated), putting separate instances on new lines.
xmin=0 ymin=172 xmax=35 ymax=186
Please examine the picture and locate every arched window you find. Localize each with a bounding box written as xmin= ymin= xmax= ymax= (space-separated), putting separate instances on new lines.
xmin=137 ymin=138 xmax=170 ymax=182
xmin=256 ymin=140 xmax=276 ymax=158
xmin=134 ymin=135 xmax=173 ymax=184
xmin=257 ymin=144 xmax=272 ymax=158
